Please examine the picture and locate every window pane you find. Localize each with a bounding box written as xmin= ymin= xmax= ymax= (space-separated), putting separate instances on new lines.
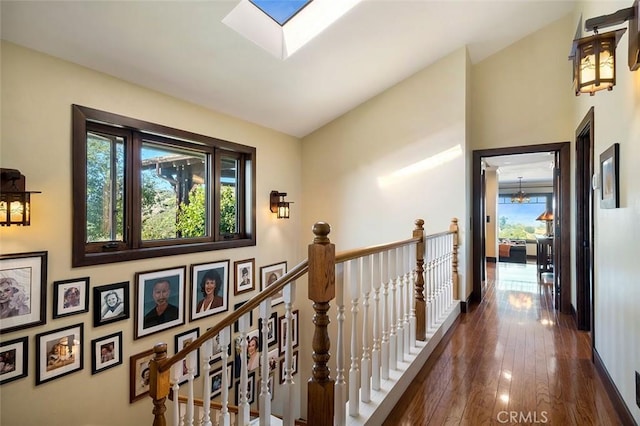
xmin=498 ymin=195 xmax=549 ymax=239
xmin=220 ymin=157 xmax=238 ymax=234
xmin=86 ymin=132 xmax=124 ymax=243
xmin=141 ymin=142 xmax=208 ymax=240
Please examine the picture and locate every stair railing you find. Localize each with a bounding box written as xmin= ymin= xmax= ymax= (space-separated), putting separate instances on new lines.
xmin=147 ymin=218 xmax=459 ymax=426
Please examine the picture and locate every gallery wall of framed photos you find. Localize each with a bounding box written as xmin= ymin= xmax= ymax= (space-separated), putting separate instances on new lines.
xmin=0 ymin=247 xmax=300 ymax=422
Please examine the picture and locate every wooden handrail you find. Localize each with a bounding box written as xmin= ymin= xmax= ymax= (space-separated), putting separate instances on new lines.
xmin=149 ymin=218 xmax=462 ymax=426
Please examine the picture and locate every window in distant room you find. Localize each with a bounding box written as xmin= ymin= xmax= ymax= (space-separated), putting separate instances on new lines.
xmin=497 ymin=194 xmax=551 ymax=240
xmin=72 ymin=105 xmax=256 ymax=267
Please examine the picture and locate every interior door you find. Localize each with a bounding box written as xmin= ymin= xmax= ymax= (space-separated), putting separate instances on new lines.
xmin=574 ymin=108 xmax=594 ymax=331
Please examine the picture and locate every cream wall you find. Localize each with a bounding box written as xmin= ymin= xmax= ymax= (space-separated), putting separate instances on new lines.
xmin=0 ymin=41 xmax=302 ymax=426
xmin=574 ymin=2 xmax=640 ymax=423
xmin=301 ymin=46 xmax=469 ymax=291
xmin=484 ymin=168 xmax=498 ymax=258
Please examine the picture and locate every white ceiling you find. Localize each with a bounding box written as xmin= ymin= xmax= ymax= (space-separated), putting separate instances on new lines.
xmin=483 ymin=152 xmax=555 ymax=185
xmin=1 ymin=0 xmax=576 ymax=138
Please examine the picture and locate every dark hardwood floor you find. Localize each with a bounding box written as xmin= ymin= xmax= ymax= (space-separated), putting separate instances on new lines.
xmin=384 ymin=261 xmax=623 ymax=426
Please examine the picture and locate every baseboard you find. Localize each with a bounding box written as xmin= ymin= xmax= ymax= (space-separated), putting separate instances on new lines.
xmin=486 ymin=257 xmax=496 ymax=263
xmin=593 ymin=348 xmax=637 ymax=426
xmin=460 ymin=294 xmax=472 ymax=313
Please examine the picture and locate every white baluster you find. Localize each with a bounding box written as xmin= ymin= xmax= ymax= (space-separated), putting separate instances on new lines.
xmin=348 ymin=258 xmax=360 ymax=416
xmin=380 ymin=251 xmax=390 ymax=380
xmin=396 ymin=247 xmax=404 ymax=363
xmin=282 ymin=283 xmax=296 ymax=426
xmin=185 ymin=347 xmax=195 ymax=426
xmin=259 ymin=299 xmax=272 ymax=426
xmin=334 ymin=263 xmax=346 ymax=426
xmin=202 ymin=338 xmax=213 ymax=426
xmin=219 ymin=327 xmax=231 ymax=426
xmin=389 ymin=249 xmax=397 ymax=370
xmin=237 ymin=314 xmax=250 ymax=426
xmin=171 ymin=363 xmax=181 ymax=426
xmin=371 ymin=253 xmax=381 ymax=391
xmin=360 ymin=255 xmax=372 ymax=403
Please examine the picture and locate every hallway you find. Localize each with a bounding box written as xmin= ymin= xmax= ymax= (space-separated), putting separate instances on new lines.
xmin=384 ymin=262 xmax=623 ymax=425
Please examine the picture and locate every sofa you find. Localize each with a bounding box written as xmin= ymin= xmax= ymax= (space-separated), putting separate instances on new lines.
xmin=498 ymin=240 xmax=527 ymax=263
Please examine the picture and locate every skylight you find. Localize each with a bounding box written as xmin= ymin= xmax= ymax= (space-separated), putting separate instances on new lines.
xmin=223 ymin=0 xmax=362 ymax=60
xmin=250 ymin=0 xmax=312 ymax=26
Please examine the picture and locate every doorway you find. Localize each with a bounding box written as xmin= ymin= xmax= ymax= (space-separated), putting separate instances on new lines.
xmin=575 ymin=108 xmax=594 ymax=332
xmin=472 ymin=142 xmax=571 ymax=314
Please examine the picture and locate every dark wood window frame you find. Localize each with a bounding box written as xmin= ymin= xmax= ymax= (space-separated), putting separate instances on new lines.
xmin=72 ymin=105 xmax=256 ymax=267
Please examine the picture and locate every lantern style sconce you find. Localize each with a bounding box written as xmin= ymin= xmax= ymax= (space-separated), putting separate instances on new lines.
xmin=0 ymin=168 xmax=41 ymax=226
xmin=569 ymin=1 xmax=639 ymax=96
xmin=270 ymin=190 xmax=293 ymax=219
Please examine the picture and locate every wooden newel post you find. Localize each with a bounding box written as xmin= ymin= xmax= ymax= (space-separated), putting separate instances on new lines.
xmin=413 ymin=219 xmax=426 ymax=341
xmin=307 ymin=222 xmax=336 ymax=426
xmin=150 ymin=343 xmax=170 ymax=426
xmin=450 ymin=218 xmax=459 ymax=301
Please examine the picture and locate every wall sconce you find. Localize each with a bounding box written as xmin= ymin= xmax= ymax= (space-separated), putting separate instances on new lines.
xmin=0 ymin=168 xmax=41 ymax=226
xmin=270 ymin=190 xmax=292 ymax=219
xmin=569 ymin=0 xmax=639 ymax=96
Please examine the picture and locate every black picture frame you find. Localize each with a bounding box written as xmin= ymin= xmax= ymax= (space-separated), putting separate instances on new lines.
xmin=53 ymin=277 xmax=89 ymax=318
xmin=93 ymin=281 xmax=130 ymax=327
xmin=0 ymin=336 xmax=28 ymax=385
xmin=190 ymin=260 xmax=229 ymax=321
xmin=0 ymin=251 xmax=47 ymax=334
xmin=35 ymin=323 xmax=84 ymax=385
xmin=235 ymin=370 xmax=255 ymax=405
xmin=134 ymin=266 xmax=186 ymax=340
xmin=210 ymin=361 xmax=233 ymax=399
xmin=91 ymin=331 xmax=123 ymax=374
xmin=279 ymin=309 xmax=299 ymax=356
xmin=600 ymin=143 xmax=620 ymax=209
xmin=175 ymin=327 xmax=200 ymax=384
xmin=259 ymin=311 xmax=278 ymax=348
xmin=233 ymin=301 xmax=253 ymax=333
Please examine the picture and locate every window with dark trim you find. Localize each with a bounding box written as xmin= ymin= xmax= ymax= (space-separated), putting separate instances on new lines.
xmin=72 ymin=105 xmax=256 ymax=267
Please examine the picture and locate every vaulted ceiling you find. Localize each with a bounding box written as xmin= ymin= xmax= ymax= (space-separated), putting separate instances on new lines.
xmin=1 ymin=1 xmax=575 ymax=138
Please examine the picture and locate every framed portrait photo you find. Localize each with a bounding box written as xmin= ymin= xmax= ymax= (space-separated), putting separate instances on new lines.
xmin=35 ymin=323 xmax=83 ymax=385
xmin=259 ymin=311 xmax=278 ymax=348
xmin=190 ymin=260 xmax=229 ymax=321
xmin=134 ymin=266 xmax=186 ymax=340
xmin=279 ymin=350 xmax=298 ymax=384
xmin=53 ymin=277 xmax=89 ymax=318
xmin=260 ymin=261 xmax=287 ymax=306
xmin=0 ymin=336 xmax=28 ymax=385
xmin=0 ymin=251 xmax=47 ymax=334
xmin=210 ymin=361 xmax=233 ymax=399
xmin=279 ymin=310 xmax=299 ymax=356
xmin=130 ymin=348 xmax=154 ymax=403
xmin=235 ymin=370 xmax=256 ymax=405
xmin=91 ymin=331 xmax=122 ymax=375
xmin=175 ymin=327 xmax=199 ymax=384
xmin=234 ymin=258 xmax=255 ymax=295
xmin=93 ymin=281 xmax=130 ymax=327
xmin=600 ymin=143 xmax=619 ymax=209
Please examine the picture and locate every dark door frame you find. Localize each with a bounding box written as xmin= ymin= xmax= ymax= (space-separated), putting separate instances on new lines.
xmin=575 ymin=108 xmax=594 ymax=332
xmin=472 ymin=142 xmax=572 ymax=314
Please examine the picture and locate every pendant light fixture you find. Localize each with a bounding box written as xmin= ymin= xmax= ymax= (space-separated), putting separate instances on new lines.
xmin=511 ymin=177 xmax=529 ymax=204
